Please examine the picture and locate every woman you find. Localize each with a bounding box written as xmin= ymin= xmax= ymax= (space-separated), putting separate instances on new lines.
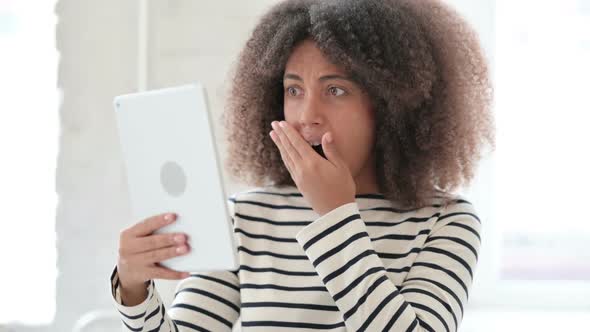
xmin=110 ymin=0 xmax=494 ymax=331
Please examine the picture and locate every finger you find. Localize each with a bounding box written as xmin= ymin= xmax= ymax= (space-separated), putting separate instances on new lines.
xmin=272 ymin=131 xmax=294 ymax=174
xmin=270 ymin=130 xmax=295 ymax=174
xmin=135 ymin=243 xmax=190 ymax=265
xmin=321 ymin=132 xmax=343 ymax=167
xmin=131 ymin=233 xmax=187 ymax=254
xmin=148 ymin=265 xmax=190 ymax=280
xmin=126 ymin=213 xmax=176 ymax=237
xmin=272 ymin=121 xmax=302 ymax=164
xmin=277 ymin=121 xmax=316 ymax=160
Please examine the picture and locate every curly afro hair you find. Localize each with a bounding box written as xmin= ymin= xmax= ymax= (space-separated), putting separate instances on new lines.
xmin=222 ymin=0 xmax=495 ymax=209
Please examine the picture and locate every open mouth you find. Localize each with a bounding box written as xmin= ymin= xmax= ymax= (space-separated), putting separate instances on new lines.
xmin=312 ymin=144 xmax=327 ymax=159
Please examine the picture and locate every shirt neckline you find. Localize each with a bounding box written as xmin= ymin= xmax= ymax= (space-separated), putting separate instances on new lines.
xmin=275 ymin=185 xmax=392 ymax=210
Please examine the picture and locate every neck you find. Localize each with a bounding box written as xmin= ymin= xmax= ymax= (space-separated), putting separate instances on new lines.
xmin=353 ymin=151 xmax=380 ymax=195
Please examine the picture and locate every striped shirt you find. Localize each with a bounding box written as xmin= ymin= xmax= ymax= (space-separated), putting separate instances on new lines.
xmin=110 ymin=185 xmax=481 ymax=331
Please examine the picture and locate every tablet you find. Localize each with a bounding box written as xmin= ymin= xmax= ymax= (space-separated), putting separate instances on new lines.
xmin=113 ymin=84 xmax=238 ymax=273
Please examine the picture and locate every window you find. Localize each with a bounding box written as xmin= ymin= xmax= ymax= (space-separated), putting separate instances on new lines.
xmin=0 ymin=0 xmax=58 ymax=324
xmin=448 ymin=0 xmax=590 ymax=314
xmin=495 ymin=0 xmax=590 ymax=282
xmin=459 ymin=0 xmax=590 ymax=314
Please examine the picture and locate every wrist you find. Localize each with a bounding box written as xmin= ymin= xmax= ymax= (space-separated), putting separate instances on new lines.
xmin=119 ymin=281 xmax=150 ymax=306
xmin=318 ymin=198 xmax=355 ymax=216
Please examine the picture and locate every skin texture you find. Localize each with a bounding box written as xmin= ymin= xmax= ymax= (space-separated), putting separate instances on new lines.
xmin=223 ymin=0 xmax=495 ymax=209
xmin=269 ymin=39 xmax=380 ymax=215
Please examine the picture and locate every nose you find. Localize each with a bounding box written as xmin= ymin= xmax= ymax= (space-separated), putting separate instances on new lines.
xmin=298 ymin=96 xmax=323 ymax=129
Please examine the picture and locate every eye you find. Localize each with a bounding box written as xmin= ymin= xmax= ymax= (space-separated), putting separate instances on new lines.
xmin=285 ymin=86 xmax=301 ymax=97
xmin=328 ymin=86 xmax=346 ymax=97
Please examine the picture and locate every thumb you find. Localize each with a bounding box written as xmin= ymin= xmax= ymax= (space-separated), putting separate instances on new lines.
xmin=322 ymin=132 xmax=343 ymax=166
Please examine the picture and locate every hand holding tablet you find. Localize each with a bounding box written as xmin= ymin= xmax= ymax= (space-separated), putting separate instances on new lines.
xmin=116 ymin=212 xmax=191 ymax=303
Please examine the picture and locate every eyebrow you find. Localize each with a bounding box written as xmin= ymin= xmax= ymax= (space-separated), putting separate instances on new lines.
xmin=283 ymin=73 xmax=355 ymax=83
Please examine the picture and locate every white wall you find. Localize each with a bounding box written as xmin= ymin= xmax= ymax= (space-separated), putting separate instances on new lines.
xmin=50 ymin=1 xmax=139 ymax=331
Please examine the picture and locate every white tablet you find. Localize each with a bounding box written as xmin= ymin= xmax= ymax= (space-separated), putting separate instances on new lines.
xmin=113 ymin=84 xmax=238 ymax=273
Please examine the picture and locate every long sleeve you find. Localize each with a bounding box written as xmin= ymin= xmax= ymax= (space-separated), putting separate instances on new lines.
xmin=110 ymin=266 xmax=241 ymax=331
xmin=110 ymin=196 xmax=242 ymax=331
xmin=295 ymin=199 xmax=481 ymax=332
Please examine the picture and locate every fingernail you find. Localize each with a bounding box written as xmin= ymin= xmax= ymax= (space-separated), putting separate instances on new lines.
xmin=164 ymin=214 xmax=174 ymax=222
xmin=279 ymin=121 xmax=286 ymax=127
xmin=174 ymin=234 xmax=184 ymax=243
xmin=176 ymin=245 xmax=187 ymax=253
xmin=326 ymin=133 xmax=333 ymax=143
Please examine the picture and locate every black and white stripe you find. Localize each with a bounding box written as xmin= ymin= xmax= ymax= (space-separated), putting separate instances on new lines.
xmin=110 ymin=186 xmax=481 ymax=331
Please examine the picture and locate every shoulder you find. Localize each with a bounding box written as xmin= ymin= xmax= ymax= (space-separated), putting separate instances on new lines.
xmin=227 ymin=185 xmax=305 ymax=215
xmin=229 ymin=184 xmax=301 ymax=202
xmin=432 ymin=192 xmax=481 ymax=239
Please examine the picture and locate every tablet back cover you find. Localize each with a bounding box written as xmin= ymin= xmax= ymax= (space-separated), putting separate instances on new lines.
xmin=114 ymin=84 xmax=238 ymax=272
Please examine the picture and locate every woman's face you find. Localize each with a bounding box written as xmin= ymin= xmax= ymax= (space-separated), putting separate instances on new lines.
xmin=282 ymin=39 xmax=378 ymax=190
